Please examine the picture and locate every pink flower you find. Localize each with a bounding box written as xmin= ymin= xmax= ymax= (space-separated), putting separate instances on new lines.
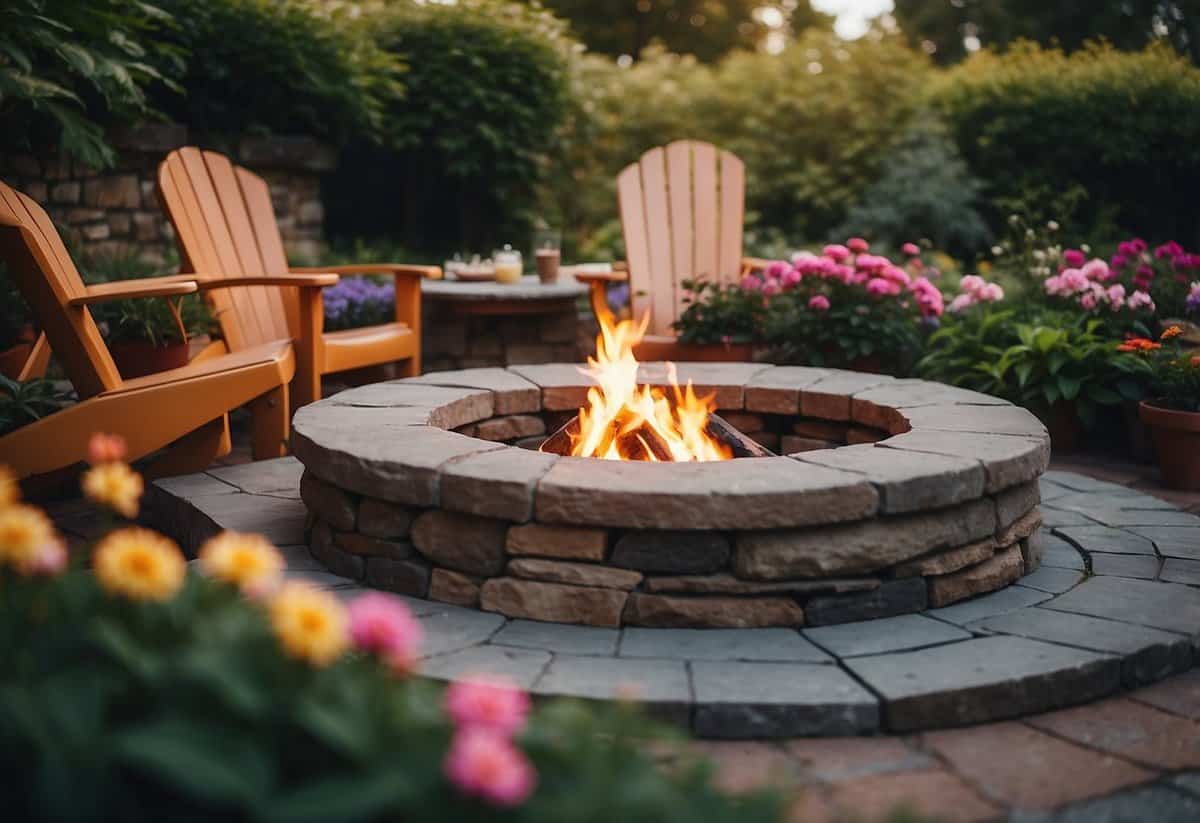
xmin=866 ymin=277 xmax=901 ymax=297
xmin=446 ymin=677 xmax=531 ymax=737
xmin=1080 ymin=292 xmax=1098 ymax=311
xmin=1111 ymin=253 xmax=1129 ymax=269
xmin=960 ymin=275 xmax=986 ymax=296
xmin=949 ymin=294 xmax=973 ymax=313
xmin=1063 ymin=249 xmax=1086 ymax=268
xmin=739 ymin=274 xmax=762 ymax=292
xmin=444 ymin=728 xmax=536 ymax=807
xmin=764 ymin=261 xmax=789 ymax=279
xmin=855 ymin=254 xmax=890 ymax=274
xmin=881 ymin=265 xmax=912 ymax=287
xmin=28 ymin=539 xmax=68 ymax=576
xmin=348 ymin=592 xmax=423 ymax=673
xmin=808 ymin=294 xmax=830 ymax=312
xmin=1155 ymin=241 xmax=1184 ymax=259
xmin=1081 ymin=259 xmax=1111 ymax=282
xmin=761 ymin=279 xmax=782 ymax=297
xmin=822 ymin=244 xmax=850 ymax=262
xmin=1127 ymin=290 xmax=1155 ymax=311
xmin=980 ymin=283 xmax=1005 ymax=302
xmin=780 ymin=267 xmax=802 ymax=288
xmin=847 ymin=237 xmax=869 ymax=253
xmin=1106 ymin=284 xmax=1126 ymax=310
xmin=901 ymin=242 xmax=921 ymax=257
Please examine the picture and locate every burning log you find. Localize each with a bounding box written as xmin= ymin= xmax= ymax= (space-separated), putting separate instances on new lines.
xmin=540 ymin=412 xmax=775 ymax=460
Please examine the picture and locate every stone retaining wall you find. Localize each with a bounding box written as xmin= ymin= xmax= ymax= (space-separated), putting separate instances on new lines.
xmin=421 ymin=303 xmax=590 ymax=372
xmin=1 ymin=124 xmax=334 ymax=264
xmin=292 ymin=365 xmax=1051 ymax=629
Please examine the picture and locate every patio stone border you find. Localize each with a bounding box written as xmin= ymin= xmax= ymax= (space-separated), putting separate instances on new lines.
xmin=147 ymin=461 xmax=1200 ymax=739
xmin=286 ymin=366 xmax=1052 ymax=629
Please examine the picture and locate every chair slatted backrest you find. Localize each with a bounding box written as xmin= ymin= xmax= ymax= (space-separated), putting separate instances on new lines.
xmin=617 ymin=140 xmax=745 ymax=336
xmin=0 ymin=180 xmax=120 ymax=397
xmin=158 ymin=148 xmax=296 ymax=350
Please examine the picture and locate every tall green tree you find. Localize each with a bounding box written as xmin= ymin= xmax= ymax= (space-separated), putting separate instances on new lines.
xmin=893 ymin=0 xmax=1200 ymax=64
xmin=539 ymin=0 xmax=829 ymax=62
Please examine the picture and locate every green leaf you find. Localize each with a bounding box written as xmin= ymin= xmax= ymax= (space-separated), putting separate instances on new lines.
xmin=1056 ymin=374 xmax=1083 ymax=401
xmin=265 ymin=771 xmax=416 ymax=823
xmin=115 ymin=716 xmax=273 ymax=807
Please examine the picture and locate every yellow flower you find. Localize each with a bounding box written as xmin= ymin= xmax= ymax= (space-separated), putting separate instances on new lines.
xmin=198 ymin=532 xmax=284 ymax=595
xmin=269 ymin=582 xmax=348 ymax=667
xmin=0 ymin=504 xmax=56 ymax=571
xmin=93 ymin=528 xmax=186 ymax=602
xmin=0 ymin=465 xmax=19 ymax=507
xmin=82 ymin=462 xmax=143 ymax=519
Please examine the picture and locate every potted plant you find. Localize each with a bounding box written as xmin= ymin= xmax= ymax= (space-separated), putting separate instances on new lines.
xmin=84 ymin=258 xmax=214 ymax=379
xmin=1132 ymin=325 xmax=1200 ymax=490
xmin=0 ymin=272 xmax=36 ymax=380
xmin=672 ymin=279 xmax=763 ymax=361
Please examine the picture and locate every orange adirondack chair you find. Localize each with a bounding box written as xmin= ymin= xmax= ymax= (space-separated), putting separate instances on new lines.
xmin=577 ymin=140 xmax=769 ymax=358
xmin=157 ymin=147 xmax=440 ymax=408
xmin=0 ymin=180 xmax=297 ymax=480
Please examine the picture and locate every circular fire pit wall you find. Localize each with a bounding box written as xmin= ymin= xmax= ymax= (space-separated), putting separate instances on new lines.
xmin=292 ymin=364 xmax=1050 ymax=629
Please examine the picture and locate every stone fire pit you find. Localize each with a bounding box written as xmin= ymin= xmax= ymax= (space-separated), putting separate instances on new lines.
xmin=292 ymin=364 xmax=1050 ymax=629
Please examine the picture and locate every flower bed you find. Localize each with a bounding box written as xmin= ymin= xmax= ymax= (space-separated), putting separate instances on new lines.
xmin=0 ymin=438 xmax=781 ymax=822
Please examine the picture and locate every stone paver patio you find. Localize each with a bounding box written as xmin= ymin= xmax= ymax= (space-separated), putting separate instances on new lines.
xmin=36 ymin=419 xmax=1200 ymax=821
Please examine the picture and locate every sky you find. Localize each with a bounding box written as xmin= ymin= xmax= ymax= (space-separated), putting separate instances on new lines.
xmin=810 ymin=0 xmax=895 ymax=39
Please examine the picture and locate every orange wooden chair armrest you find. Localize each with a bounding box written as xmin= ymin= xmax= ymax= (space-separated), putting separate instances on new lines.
xmin=191 ymin=273 xmax=340 ymax=290
xmin=741 ymin=257 xmax=773 ymax=274
xmin=568 ymin=263 xmax=628 ymax=322
xmin=290 ymin=264 xmax=442 ymax=280
xmin=68 ymin=279 xmax=199 ymax=306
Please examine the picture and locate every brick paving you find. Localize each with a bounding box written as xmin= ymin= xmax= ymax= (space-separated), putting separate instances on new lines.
xmin=32 ymin=421 xmax=1200 ymax=821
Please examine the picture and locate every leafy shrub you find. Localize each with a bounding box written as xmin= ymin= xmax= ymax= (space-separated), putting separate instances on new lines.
xmin=674 ymin=280 xmax=767 ymax=345
xmin=836 ymin=116 xmax=991 ymax=258
xmin=917 ymin=306 xmax=1147 ymax=426
xmin=929 ymin=42 xmax=1200 ymax=242
xmin=0 ymin=453 xmax=782 ymax=823
xmin=0 ymin=375 xmax=68 ymax=435
xmin=0 ymin=0 xmax=179 ymax=167
xmin=0 ymin=269 xmax=33 ymax=350
xmin=147 ymin=0 xmax=402 ymax=146
xmin=326 ymin=0 xmax=573 ymax=255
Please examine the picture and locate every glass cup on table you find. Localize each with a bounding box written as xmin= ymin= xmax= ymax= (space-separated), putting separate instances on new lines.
xmin=494 ymin=244 xmax=523 ymax=284
xmin=532 ymin=229 xmax=561 ymax=284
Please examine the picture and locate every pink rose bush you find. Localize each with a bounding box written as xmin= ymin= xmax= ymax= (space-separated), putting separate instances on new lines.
xmin=1045 ymin=252 xmax=1156 ymax=318
xmin=1103 ymin=238 xmax=1200 ymax=319
xmin=946 ymin=274 xmax=1004 ymax=313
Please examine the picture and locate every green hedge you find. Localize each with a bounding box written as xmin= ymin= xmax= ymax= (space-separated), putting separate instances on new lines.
xmin=149 ymin=0 xmax=402 ymax=147
xmin=325 ymin=0 xmax=573 ymax=254
xmin=929 ymin=42 xmax=1200 ymax=245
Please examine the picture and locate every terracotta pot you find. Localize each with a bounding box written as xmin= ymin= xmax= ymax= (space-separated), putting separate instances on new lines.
xmin=1140 ymin=400 xmax=1200 ymax=491
xmin=1121 ymin=400 xmax=1156 ymax=463
xmin=109 ymin=339 xmax=190 ymax=379
xmin=0 ymin=324 xmax=37 ymax=379
xmin=666 ymin=342 xmax=756 ymax=362
xmin=1038 ymin=400 xmax=1081 ymax=453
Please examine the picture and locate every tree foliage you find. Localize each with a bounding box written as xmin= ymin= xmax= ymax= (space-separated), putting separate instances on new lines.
xmin=0 ymin=0 xmax=180 ymax=168
xmin=893 ymin=0 xmax=1200 ymax=64
xmin=541 ymin=0 xmax=829 ymax=63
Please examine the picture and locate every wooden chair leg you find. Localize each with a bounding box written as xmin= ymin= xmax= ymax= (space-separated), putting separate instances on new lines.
xmin=250 ymin=384 xmax=289 ymax=460
xmin=293 ymin=287 xmax=325 ymax=412
xmin=144 ymin=415 xmax=231 ymax=480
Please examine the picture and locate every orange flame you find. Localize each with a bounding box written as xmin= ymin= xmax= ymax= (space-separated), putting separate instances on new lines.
xmin=568 ymin=312 xmax=731 ymax=461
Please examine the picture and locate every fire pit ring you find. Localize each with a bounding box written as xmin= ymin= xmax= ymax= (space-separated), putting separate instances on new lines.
xmin=291 ymin=363 xmax=1050 ymax=630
